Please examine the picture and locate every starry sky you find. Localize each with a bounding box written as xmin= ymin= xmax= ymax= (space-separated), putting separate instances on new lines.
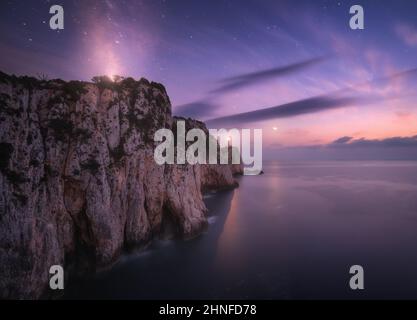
xmin=1 ymin=0 xmax=417 ymax=158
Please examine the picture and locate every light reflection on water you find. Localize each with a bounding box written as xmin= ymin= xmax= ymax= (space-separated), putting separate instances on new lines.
xmin=65 ymin=161 xmax=417 ymax=299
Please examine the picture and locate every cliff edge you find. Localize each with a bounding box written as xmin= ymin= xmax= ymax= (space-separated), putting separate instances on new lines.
xmin=0 ymin=72 xmax=242 ymax=299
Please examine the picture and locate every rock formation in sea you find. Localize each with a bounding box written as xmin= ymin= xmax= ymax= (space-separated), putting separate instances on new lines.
xmin=0 ymin=72 xmax=242 ymax=299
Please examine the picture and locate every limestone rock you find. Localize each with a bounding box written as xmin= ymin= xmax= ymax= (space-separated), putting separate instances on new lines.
xmin=0 ymin=72 xmax=241 ymax=299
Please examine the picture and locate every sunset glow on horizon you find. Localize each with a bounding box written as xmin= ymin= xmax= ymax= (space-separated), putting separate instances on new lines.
xmin=1 ymin=0 xmax=417 ymax=154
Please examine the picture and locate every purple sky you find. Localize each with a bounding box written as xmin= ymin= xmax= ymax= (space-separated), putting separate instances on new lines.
xmin=1 ymin=0 xmax=417 ymax=158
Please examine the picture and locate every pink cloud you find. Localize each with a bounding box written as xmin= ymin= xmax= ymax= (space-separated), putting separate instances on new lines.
xmin=395 ymin=23 xmax=417 ymax=47
xmin=396 ymin=111 xmax=412 ymax=119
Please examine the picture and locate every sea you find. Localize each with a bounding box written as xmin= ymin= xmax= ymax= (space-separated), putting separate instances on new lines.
xmin=65 ymin=160 xmax=417 ymax=299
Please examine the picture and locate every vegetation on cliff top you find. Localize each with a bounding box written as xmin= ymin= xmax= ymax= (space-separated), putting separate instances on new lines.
xmin=0 ymin=71 xmax=168 ymax=96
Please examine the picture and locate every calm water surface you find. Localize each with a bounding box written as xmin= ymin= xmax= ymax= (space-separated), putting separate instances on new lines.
xmin=65 ymin=161 xmax=417 ymax=299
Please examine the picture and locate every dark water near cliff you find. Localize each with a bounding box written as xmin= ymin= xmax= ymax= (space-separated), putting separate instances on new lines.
xmin=65 ymin=161 xmax=417 ymax=299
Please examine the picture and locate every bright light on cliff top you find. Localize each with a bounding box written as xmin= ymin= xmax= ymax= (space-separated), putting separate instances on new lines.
xmin=273 ymin=127 xmax=278 ymax=131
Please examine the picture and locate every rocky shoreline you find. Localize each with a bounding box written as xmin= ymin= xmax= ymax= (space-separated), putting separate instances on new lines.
xmin=0 ymin=72 xmax=242 ymax=299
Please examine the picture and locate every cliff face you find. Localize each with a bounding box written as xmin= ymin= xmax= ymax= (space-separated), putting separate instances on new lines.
xmin=0 ymin=72 xmax=241 ymax=299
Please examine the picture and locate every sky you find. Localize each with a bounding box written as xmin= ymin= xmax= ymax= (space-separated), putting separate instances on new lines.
xmin=1 ymin=0 xmax=417 ymax=159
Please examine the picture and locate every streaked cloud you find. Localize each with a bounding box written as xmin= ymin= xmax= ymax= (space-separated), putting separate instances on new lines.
xmin=210 ymin=56 xmax=328 ymax=94
xmin=332 ymin=136 xmax=353 ymax=144
xmin=206 ymin=68 xmax=417 ymax=127
xmin=175 ymin=101 xmax=220 ymax=118
xmin=206 ymin=94 xmax=359 ymax=126
xmin=268 ymin=135 xmax=417 ymax=160
xmin=175 ymin=56 xmax=329 ymax=119
xmin=329 ymin=135 xmax=417 ymax=148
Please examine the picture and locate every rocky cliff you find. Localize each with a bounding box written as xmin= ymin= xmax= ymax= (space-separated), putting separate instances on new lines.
xmin=0 ymin=72 xmax=242 ymax=299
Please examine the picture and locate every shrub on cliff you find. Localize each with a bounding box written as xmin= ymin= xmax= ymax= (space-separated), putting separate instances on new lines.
xmin=92 ymin=75 xmax=117 ymax=91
